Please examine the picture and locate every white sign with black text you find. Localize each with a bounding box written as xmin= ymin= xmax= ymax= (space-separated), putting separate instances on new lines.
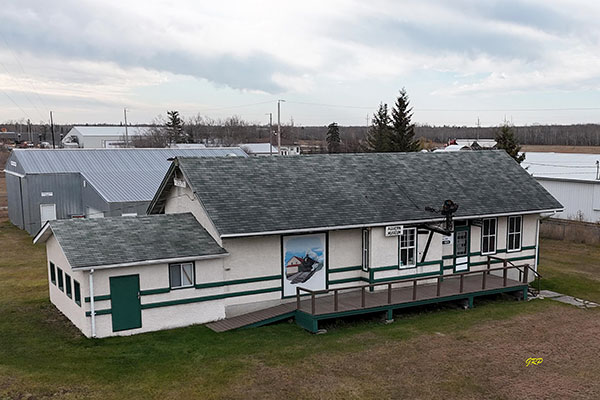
xmin=385 ymin=225 xmax=404 ymax=237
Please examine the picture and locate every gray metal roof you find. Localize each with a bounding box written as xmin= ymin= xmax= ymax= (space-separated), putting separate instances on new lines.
xmin=165 ymin=151 xmax=563 ymax=236
xmin=522 ymin=152 xmax=600 ymax=183
xmin=5 ymin=148 xmax=247 ymax=202
xmin=45 ymin=213 xmax=227 ymax=268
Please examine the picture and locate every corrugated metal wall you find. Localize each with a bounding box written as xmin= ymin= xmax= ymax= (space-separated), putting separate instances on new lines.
xmin=23 ymin=174 xmax=83 ymax=234
xmin=6 ymin=174 xmax=24 ymax=229
xmin=538 ymin=179 xmax=600 ymax=222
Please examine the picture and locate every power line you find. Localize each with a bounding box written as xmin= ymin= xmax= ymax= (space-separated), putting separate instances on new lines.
xmin=198 ymin=100 xmax=276 ymax=112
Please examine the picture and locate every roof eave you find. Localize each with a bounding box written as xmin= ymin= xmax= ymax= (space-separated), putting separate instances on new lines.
xmin=219 ymin=208 xmax=564 ymax=239
xmin=73 ymin=252 xmax=229 ymax=271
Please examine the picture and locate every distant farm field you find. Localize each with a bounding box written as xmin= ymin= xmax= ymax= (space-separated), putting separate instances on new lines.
xmin=1 ymin=220 xmax=599 ymax=399
xmin=521 ymin=145 xmax=600 ymax=154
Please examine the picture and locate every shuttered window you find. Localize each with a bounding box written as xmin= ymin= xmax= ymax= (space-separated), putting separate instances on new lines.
xmin=50 ymin=262 xmax=56 ymax=285
xmin=65 ymin=274 xmax=72 ymax=298
xmin=57 ymin=267 xmax=64 ymax=291
xmin=74 ymin=280 xmax=81 ymax=306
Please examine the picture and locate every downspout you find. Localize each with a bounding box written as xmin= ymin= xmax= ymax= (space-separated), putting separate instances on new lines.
xmin=89 ymin=269 xmax=96 ymax=338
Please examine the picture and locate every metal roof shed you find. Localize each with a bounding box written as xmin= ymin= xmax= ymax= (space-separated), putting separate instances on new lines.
xmin=4 ymin=148 xmax=247 ymax=234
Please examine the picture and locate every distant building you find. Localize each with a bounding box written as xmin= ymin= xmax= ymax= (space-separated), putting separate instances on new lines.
xmin=62 ymin=126 xmax=151 ymax=148
xmin=522 ymin=152 xmax=600 ymax=222
xmin=239 ymin=143 xmax=301 ymax=156
xmin=4 ymin=148 xmax=247 ymax=234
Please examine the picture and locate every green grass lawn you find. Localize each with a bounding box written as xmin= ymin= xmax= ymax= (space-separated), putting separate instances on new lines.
xmin=538 ymin=238 xmax=600 ymax=303
xmin=1 ymin=221 xmax=599 ymax=399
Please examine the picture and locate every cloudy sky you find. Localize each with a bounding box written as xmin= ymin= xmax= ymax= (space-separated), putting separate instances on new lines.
xmin=1 ymin=0 xmax=599 ymax=126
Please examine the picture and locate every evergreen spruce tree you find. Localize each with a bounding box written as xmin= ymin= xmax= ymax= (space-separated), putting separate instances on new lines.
xmin=390 ymin=88 xmax=420 ymax=152
xmin=365 ymin=103 xmax=392 ymax=152
xmin=495 ymin=123 xmax=525 ymax=163
xmin=166 ymin=110 xmax=186 ymax=144
xmin=326 ymin=122 xmax=341 ymax=153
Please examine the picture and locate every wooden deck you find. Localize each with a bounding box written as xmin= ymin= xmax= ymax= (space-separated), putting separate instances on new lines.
xmin=206 ymin=268 xmax=529 ymax=333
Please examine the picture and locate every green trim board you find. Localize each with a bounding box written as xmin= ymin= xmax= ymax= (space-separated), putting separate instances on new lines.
xmin=142 ymin=286 xmax=282 ymax=310
xmin=139 ymin=288 xmax=171 ymax=296
xmin=196 ymin=274 xmax=281 ymax=289
xmin=85 ymin=308 xmax=112 ymax=317
xmin=329 ymin=265 xmax=362 ymax=273
xmin=85 ymin=294 xmax=111 ymax=303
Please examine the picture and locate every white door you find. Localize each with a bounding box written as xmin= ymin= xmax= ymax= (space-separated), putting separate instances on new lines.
xmin=40 ymin=204 xmax=57 ymax=225
xmin=86 ymin=206 xmax=104 ymax=219
xmin=454 ymin=229 xmax=469 ymax=272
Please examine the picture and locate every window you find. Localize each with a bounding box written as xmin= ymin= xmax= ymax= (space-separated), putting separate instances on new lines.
xmin=399 ymin=227 xmax=417 ymax=268
xmin=481 ymin=218 xmax=497 ymax=255
xmin=169 ymin=263 xmax=195 ymax=289
xmin=65 ymin=274 xmax=72 ymax=298
xmin=362 ymin=228 xmax=370 ymax=271
xmin=57 ymin=267 xmax=64 ymax=291
xmin=50 ymin=262 xmax=56 ymax=285
xmin=74 ymin=280 xmax=81 ymax=306
xmin=507 ymin=216 xmax=522 ymax=252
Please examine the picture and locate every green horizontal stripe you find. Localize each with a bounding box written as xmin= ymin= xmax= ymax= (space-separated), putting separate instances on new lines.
xmin=329 ymin=277 xmax=369 ymax=285
xmin=372 ymin=270 xmax=441 ymax=283
xmin=140 ymin=287 xmax=170 ymax=295
xmin=470 ymin=254 xmax=535 ymax=267
xmin=370 ymin=265 xmax=398 ymax=272
xmin=141 ymin=286 xmax=282 ymax=310
xmin=84 ymin=295 xmax=111 ymax=303
xmin=194 ymin=274 xmax=281 ymax=289
xmin=329 ymin=265 xmax=363 ymax=273
xmin=85 ymin=308 xmax=112 ymax=317
xmin=417 ymin=260 xmax=443 ymax=267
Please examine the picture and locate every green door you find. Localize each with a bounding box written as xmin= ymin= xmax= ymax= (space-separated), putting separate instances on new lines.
xmin=110 ymin=275 xmax=141 ymax=332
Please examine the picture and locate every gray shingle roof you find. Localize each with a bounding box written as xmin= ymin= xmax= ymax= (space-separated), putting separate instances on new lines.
xmin=173 ymin=151 xmax=563 ymax=236
xmin=48 ymin=213 xmax=226 ymax=268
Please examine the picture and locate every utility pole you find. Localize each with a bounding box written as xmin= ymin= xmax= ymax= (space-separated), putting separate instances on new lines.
xmin=277 ymin=100 xmax=285 ymax=155
xmin=266 ymin=112 xmax=273 ymax=156
xmin=27 ymin=119 xmax=31 ymax=142
xmin=477 ymin=117 xmax=480 ymax=141
xmin=123 ymin=107 xmax=129 ymax=148
xmin=50 ymin=111 xmax=55 ymax=149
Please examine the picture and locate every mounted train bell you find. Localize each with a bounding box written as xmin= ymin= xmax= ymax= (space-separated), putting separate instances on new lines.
xmin=424 ymin=199 xmax=459 ymax=235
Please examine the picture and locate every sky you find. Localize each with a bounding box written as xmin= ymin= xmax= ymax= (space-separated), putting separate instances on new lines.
xmin=0 ymin=0 xmax=599 ymax=127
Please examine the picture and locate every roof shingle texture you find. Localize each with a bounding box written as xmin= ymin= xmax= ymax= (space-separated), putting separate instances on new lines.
xmin=49 ymin=213 xmax=226 ymax=268
xmin=177 ymin=151 xmax=563 ymax=236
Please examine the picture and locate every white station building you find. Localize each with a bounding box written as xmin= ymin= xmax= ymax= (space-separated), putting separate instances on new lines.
xmin=34 ymin=151 xmax=562 ymax=337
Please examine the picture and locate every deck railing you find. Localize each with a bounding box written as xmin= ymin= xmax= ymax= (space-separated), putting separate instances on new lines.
xmin=296 ymin=263 xmax=531 ymax=315
xmin=487 ymin=255 xmax=542 ymax=294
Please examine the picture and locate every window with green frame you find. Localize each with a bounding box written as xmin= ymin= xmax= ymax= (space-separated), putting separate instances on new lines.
xmin=50 ymin=262 xmax=56 ymax=285
xmin=65 ymin=273 xmax=72 ymax=298
xmin=57 ymin=267 xmax=64 ymax=291
xmin=74 ymin=280 xmax=81 ymax=306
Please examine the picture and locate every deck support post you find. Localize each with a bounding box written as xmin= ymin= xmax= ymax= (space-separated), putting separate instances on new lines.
xmin=412 ymin=280 xmax=417 ymax=300
xmin=387 ymin=283 xmax=392 ymax=304
xmin=436 ymin=276 xmax=441 ymax=297
xmin=311 ymin=293 xmax=316 ymax=315
xmin=503 ymin=267 xmax=507 ymax=287
xmin=385 ymin=309 xmax=394 ymax=323
xmin=296 ymin=288 xmax=300 ymax=310
xmin=334 ymin=290 xmax=338 ymax=312
xmin=482 ymin=270 xmax=487 ymax=290
xmin=468 ymin=296 xmax=474 ymax=309
xmin=523 ymin=287 xmax=528 ymax=301
xmin=459 ymin=274 xmax=464 ymax=293
xmin=361 ymin=287 xmax=366 ymax=308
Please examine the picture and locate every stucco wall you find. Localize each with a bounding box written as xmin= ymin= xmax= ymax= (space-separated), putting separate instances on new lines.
xmin=90 ymin=258 xmax=226 ymax=338
xmin=164 ymin=183 xmax=221 ymax=245
xmin=46 ymin=235 xmax=89 ymax=335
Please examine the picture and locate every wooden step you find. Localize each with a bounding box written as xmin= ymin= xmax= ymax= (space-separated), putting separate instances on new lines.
xmin=205 ymin=303 xmax=296 ymax=332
